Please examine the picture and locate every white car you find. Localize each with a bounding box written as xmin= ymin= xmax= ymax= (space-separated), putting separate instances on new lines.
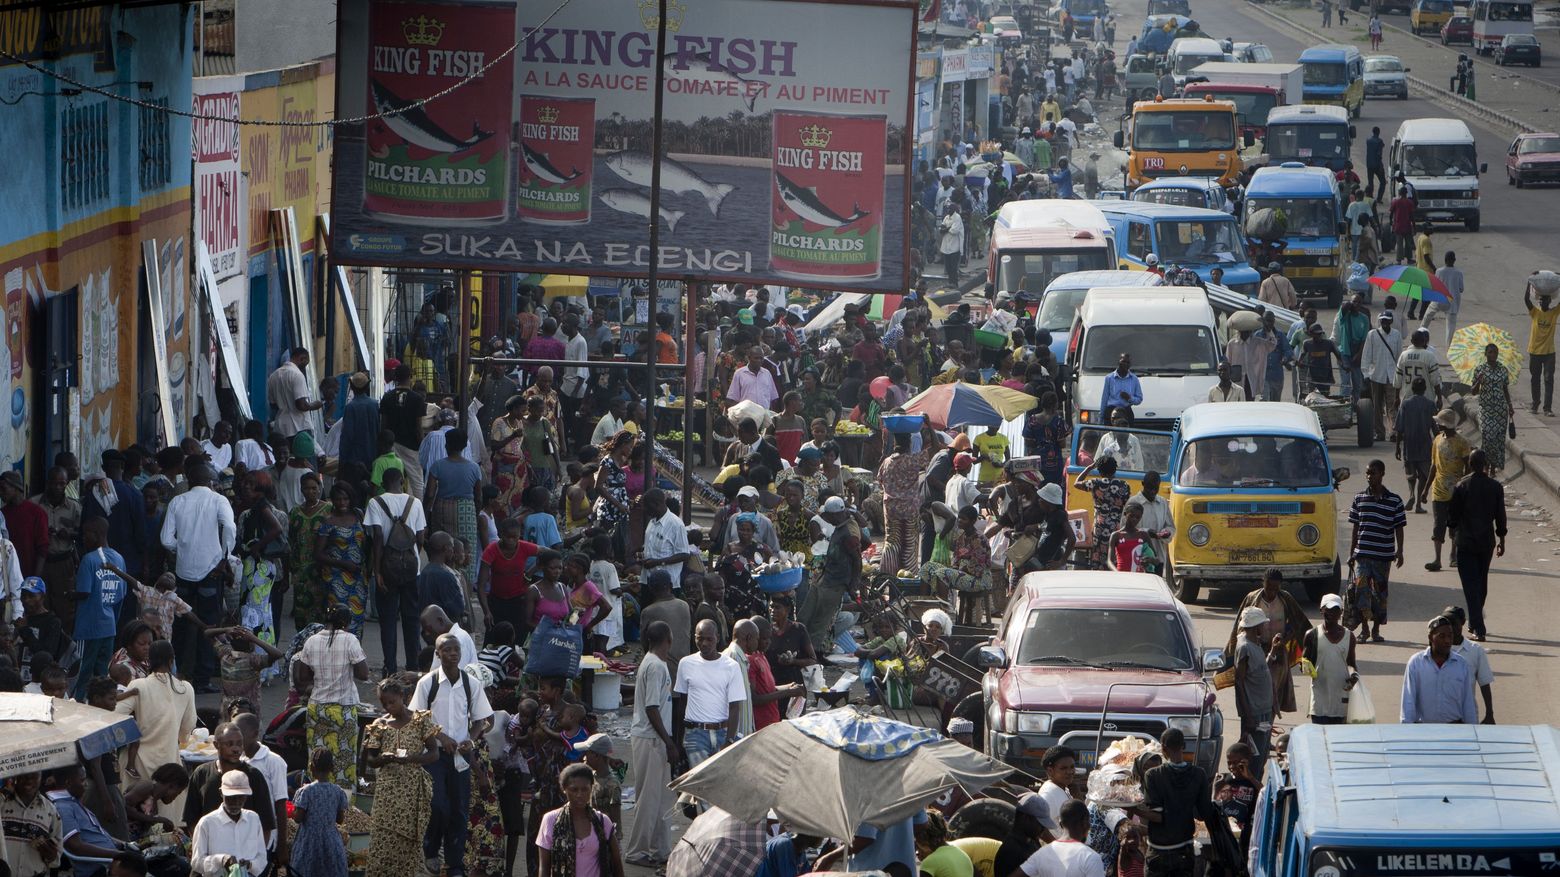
xmin=1364 ymin=55 xmax=1410 ymax=99
xmin=989 ymin=14 xmax=1023 ymax=38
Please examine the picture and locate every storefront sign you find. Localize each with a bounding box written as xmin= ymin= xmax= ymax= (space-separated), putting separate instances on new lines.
xmin=940 ymin=48 xmax=968 ymax=83
xmin=192 ymin=82 xmax=244 ymax=280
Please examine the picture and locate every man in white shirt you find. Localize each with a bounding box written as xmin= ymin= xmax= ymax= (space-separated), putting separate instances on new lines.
xmin=727 ymin=348 xmax=780 ymax=409
xmin=1035 ymin=746 xmax=1078 ymax=837
xmin=1018 ymin=800 xmax=1104 ymax=877
xmin=200 ymin=421 xmax=236 ymax=473
xmin=410 ymin=633 xmax=495 ymax=874
xmin=559 ymin=312 xmax=592 ymax=451
xmin=1443 ymin=605 xmax=1495 ymax=723
xmin=235 ymin=713 xmax=289 ymax=866
xmin=591 ymin=398 xmax=630 ymax=447
xmin=1423 ymin=250 xmax=1464 ymax=348
xmin=190 ymin=771 xmax=267 ymax=877
xmin=1207 ymin=362 xmax=1248 ymax=403
xmin=1361 ymin=310 xmax=1403 ymax=441
xmin=419 ymin=605 xmax=478 ymax=668
xmin=159 ymin=463 xmax=236 ymax=692
xmin=640 ymin=488 xmax=693 ymax=586
xmin=674 ymin=619 xmax=747 ymax=766
xmin=264 ymin=347 xmax=322 ymax=448
xmin=625 ymin=621 xmax=678 ymax=865
xmin=366 ymin=468 xmax=428 ymax=675
xmin=943 ymin=453 xmax=981 ymax=513
xmin=1395 ymin=327 xmax=1443 ymax=405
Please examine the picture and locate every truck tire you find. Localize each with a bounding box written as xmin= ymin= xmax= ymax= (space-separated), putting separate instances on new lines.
xmin=949 ymin=798 xmax=1017 ymax=841
xmin=1465 ymin=213 xmax=1481 ymax=231
xmin=1356 ymin=397 xmax=1375 ymax=447
xmin=1173 ymin=575 xmax=1201 ymax=604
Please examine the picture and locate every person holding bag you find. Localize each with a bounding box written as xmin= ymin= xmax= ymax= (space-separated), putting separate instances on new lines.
xmin=536 ymin=763 xmax=625 ymax=877
xmin=1302 ymin=594 xmax=1358 ymax=725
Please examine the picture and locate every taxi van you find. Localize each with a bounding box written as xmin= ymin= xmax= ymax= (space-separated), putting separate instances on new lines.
xmin=1411 ymin=0 xmax=1457 ymax=34
xmin=1161 ymin=402 xmax=1346 ymax=603
xmin=1097 ymin=201 xmax=1262 ymax=294
xmin=1298 ymin=45 xmax=1365 ymax=119
xmin=1252 ymin=723 xmax=1560 ymax=877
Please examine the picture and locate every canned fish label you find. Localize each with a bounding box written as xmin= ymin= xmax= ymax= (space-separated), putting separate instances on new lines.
xmin=518 ymin=95 xmax=595 ymax=225
xmin=363 ymin=0 xmax=514 ymax=225
xmin=770 ymin=110 xmax=887 ymax=281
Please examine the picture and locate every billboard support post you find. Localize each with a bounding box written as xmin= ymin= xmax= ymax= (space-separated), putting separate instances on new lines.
xmin=681 ymin=281 xmax=697 ymax=521
xmin=641 ymin=0 xmax=671 ymax=511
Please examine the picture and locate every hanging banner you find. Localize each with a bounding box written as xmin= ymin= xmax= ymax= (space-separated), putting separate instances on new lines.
xmin=329 ymin=0 xmax=917 ymax=292
xmin=192 ymin=80 xmax=245 ymax=281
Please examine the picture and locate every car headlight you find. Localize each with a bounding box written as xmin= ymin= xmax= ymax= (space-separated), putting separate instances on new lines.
xmin=1014 ymin=712 xmax=1053 ymax=734
xmin=1297 ymin=523 xmax=1321 ymax=546
xmin=1188 ymin=523 xmax=1211 ymax=546
xmin=1318 ymin=256 xmax=1333 ymax=267
xmin=1166 ymin=716 xmax=1204 ymax=737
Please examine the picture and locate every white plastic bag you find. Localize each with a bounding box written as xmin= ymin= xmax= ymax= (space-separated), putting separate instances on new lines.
xmin=979 ymin=309 xmax=1019 ymax=337
xmin=1345 ymin=680 xmax=1376 ymax=724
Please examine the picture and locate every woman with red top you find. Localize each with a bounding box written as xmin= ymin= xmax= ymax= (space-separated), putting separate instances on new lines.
xmin=477 ymin=517 xmax=540 ymax=638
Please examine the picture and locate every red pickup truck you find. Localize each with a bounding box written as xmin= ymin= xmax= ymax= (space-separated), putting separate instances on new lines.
xmin=978 ymin=571 xmax=1225 ymax=776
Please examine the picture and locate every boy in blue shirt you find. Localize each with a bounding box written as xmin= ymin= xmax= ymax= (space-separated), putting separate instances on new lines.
xmin=73 ymin=517 xmax=126 ymax=700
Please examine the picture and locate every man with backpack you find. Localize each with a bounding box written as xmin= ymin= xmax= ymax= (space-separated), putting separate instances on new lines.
xmin=409 ymin=633 xmax=494 ymax=876
xmin=365 ymin=467 xmax=426 ymax=675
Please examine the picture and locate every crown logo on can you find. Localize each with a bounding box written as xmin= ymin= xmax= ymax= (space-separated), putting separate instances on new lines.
xmin=639 ymin=0 xmax=686 ymax=32
xmin=537 ymin=105 xmax=561 ymax=124
xmin=403 ymin=15 xmax=445 ymax=46
xmin=799 ymin=125 xmax=832 ymax=149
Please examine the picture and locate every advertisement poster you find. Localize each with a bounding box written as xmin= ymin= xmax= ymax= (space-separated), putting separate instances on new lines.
xmin=193 ymin=79 xmax=244 ymax=280
xmin=330 ymin=0 xmax=916 ymax=291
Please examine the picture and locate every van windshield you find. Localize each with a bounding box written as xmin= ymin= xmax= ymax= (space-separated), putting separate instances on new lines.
xmin=1485 ymin=1 xmax=1533 ymax=20
xmin=1068 ymin=0 xmax=1108 ymax=15
xmin=1136 ymin=187 xmax=1212 ymax=209
xmin=1176 ymin=435 xmax=1330 ymax=488
xmin=999 ymin=249 xmax=1113 ymax=295
xmin=1420 ymin=0 xmax=1453 ymax=10
xmin=1132 ymin=111 xmax=1237 ymax=151
xmin=1017 ymin=609 xmax=1193 ymax=670
xmin=1038 ymin=288 xmax=1089 ymax=331
xmin=1082 ymin=324 xmax=1217 ymax=374
xmin=1402 ymin=143 xmax=1478 ymax=176
xmin=1245 ymin=197 xmax=1337 ymax=237
xmin=1174 ymin=52 xmax=1220 ymax=75
xmin=1266 ymin=123 xmax=1351 ymax=163
xmin=1148 ymin=0 xmax=1192 ymax=15
xmin=1154 ymin=219 xmax=1244 ymax=265
xmin=1073 ymin=426 xmax=1174 ymax=474
xmin=1303 ymin=61 xmax=1349 ymax=86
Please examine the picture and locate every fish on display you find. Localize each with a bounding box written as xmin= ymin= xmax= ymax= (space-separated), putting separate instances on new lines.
xmin=521 ymin=142 xmax=585 ymax=186
xmin=604 ymin=150 xmax=736 ymax=215
xmin=599 ymin=189 xmax=686 ymax=233
xmin=775 ymin=172 xmax=871 ymax=228
xmin=662 ymin=51 xmax=760 ymax=113
xmin=370 ymin=79 xmax=494 ymax=153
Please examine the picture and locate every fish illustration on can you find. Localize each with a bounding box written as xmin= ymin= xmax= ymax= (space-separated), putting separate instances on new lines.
xmin=362 ymin=0 xmax=515 ymax=225
xmin=770 ymin=110 xmax=888 ymax=281
xmin=518 ymin=95 xmax=596 ymax=225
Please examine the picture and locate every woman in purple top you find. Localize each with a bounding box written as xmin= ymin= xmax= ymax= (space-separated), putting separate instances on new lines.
xmin=536 ymin=763 xmax=622 ymax=877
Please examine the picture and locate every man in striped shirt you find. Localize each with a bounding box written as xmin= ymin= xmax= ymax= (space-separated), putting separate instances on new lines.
xmin=1347 ymin=459 xmax=1407 ymax=643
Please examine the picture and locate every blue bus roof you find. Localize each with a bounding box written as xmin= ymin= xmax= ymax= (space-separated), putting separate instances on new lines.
xmin=1288 ymin=724 xmax=1560 ymax=842
xmin=1246 ymin=164 xmax=1339 ymax=198
xmin=1096 ymin=201 xmax=1240 ymax=222
xmin=1300 ymin=45 xmax=1357 ymax=63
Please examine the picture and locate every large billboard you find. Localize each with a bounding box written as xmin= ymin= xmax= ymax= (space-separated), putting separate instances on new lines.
xmin=330 ymin=0 xmax=916 ymax=291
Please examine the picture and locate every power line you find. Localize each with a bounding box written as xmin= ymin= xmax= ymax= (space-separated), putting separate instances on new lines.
xmin=0 ymin=0 xmax=572 ymax=128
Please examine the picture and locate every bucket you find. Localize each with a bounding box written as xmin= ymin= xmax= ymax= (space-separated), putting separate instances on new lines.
xmin=591 ymin=670 xmax=623 ymax=712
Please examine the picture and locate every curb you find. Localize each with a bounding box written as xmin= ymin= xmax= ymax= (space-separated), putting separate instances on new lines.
xmin=1242 ymin=2 xmax=1538 ymax=134
xmin=1506 ymin=409 xmax=1560 ymax=499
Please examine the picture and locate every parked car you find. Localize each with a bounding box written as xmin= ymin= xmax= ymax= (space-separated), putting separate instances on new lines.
xmin=1494 ymin=33 xmax=1541 ymax=66
xmin=1440 ymin=15 xmax=1473 ymax=45
xmin=979 ymin=571 xmax=1226 ymax=776
xmin=1364 ymin=55 xmax=1410 ymax=99
xmin=989 ymin=14 xmax=1024 ymax=39
xmin=1506 ymin=132 xmax=1560 ymax=187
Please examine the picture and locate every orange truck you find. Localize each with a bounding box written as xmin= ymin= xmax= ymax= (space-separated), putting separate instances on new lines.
xmin=1113 ymin=95 xmax=1253 ymax=190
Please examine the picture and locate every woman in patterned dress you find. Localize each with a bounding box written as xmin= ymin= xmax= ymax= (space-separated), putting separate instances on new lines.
xmin=294 ymin=606 xmax=370 ymax=791
xmin=1471 ymin=344 xmax=1512 ymax=473
xmin=287 ymin=472 xmax=329 ymax=628
xmin=490 ymin=395 xmax=531 ymax=516
xmin=877 ymin=431 xmax=929 ymax=578
xmin=362 ymin=676 xmax=440 ymax=877
xmin=590 ymin=431 xmax=635 ymax=564
xmin=1073 ymin=455 xmax=1131 ymax=569
xmin=315 ymin=483 xmax=369 ymax=636
xmin=464 ymin=734 xmax=507 ymax=877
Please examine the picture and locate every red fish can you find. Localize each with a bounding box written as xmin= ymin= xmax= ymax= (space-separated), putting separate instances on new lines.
xmin=517 ymin=95 xmax=596 ymax=225
xmin=770 ymin=110 xmax=888 ymax=281
xmin=362 ymin=0 xmax=514 ymax=224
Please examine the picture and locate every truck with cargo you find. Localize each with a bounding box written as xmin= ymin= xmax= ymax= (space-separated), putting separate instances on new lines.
xmin=1182 ymin=62 xmax=1303 ymax=142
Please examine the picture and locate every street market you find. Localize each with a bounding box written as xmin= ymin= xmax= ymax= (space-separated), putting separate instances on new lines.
xmin=4 ymin=0 xmax=1560 ymax=875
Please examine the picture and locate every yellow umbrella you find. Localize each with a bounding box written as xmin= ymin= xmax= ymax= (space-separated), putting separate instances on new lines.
xmin=538 ymin=274 xmax=590 ymax=298
xmin=1448 ymin=323 xmax=1521 ymax=382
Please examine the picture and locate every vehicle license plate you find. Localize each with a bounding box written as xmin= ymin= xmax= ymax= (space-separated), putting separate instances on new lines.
xmin=1228 ymin=548 xmax=1275 ymax=563
xmin=1227 ymin=515 xmax=1278 ymax=528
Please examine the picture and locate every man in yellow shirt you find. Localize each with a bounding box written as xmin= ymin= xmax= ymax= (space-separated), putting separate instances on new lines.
xmin=1525 ymin=281 xmax=1559 ymax=415
xmin=1424 ymin=409 xmax=1471 ymax=572
xmin=1409 ymin=224 xmax=1436 ymax=322
xmin=972 ymin=424 xmax=1009 ymax=485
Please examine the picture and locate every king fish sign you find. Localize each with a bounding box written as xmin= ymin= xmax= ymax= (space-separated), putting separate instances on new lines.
xmin=329 ymin=0 xmax=916 ymax=292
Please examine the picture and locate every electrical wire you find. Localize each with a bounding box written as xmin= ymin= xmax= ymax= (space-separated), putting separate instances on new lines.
xmin=0 ymin=0 xmax=573 ymax=128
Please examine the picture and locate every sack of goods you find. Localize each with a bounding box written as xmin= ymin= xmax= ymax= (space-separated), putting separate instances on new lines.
xmin=1244 ymin=206 xmax=1288 ymax=243
xmin=1085 ymin=737 xmax=1164 ymax=807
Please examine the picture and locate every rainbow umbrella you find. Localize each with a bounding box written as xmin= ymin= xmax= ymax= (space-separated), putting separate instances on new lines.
xmin=1367 ymin=265 xmax=1451 ymax=304
xmin=1448 ymin=323 xmax=1521 ymax=383
xmin=904 ymin=381 xmax=1037 ymax=428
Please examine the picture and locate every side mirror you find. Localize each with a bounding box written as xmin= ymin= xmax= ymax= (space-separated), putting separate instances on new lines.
xmin=977 ymin=645 xmax=1010 ymax=669
xmin=1202 ymin=648 xmax=1227 ymax=673
xmin=1349 ymin=125 xmax=1357 ymax=139
xmin=1404 ymin=67 xmax=1412 ymax=72
xmin=1333 ymin=466 xmax=1351 ymax=486
xmin=1243 ymin=131 xmax=1256 ymax=148
xmin=1114 ymin=130 xmax=1126 ymax=149
xmin=1479 ymin=162 xmax=1488 ymax=174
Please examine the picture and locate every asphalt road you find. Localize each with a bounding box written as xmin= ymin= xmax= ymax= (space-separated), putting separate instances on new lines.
xmin=1098 ymin=0 xmax=1560 ymax=731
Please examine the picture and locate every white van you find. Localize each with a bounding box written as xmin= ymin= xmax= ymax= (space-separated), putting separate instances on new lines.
xmin=1389 ymin=118 xmax=1488 ymax=231
xmin=1169 ymin=37 xmax=1227 ymax=88
xmin=1066 ymin=288 xmax=1221 ymax=430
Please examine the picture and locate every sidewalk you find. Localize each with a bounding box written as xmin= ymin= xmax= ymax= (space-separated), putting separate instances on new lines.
xmin=1251 ymin=0 xmax=1555 ymax=133
xmin=1508 ymin=405 xmax=1560 ymax=498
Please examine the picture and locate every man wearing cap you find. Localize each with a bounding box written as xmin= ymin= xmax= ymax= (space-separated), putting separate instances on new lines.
xmin=1258 ymin=262 xmax=1298 ymax=311
xmin=1395 ymin=327 xmax=1442 ymax=408
xmin=943 ymin=453 xmax=981 ymax=514
xmin=1030 ymin=482 xmax=1076 ymax=576
xmin=1448 ymin=448 xmax=1505 ymax=642
xmin=1332 ymin=293 xmax=1371 ymax=399
xmin=1233 ymin=606 xmax=1276 ymax=771
xmin=799 ymin=497 xmax=860 ymax=655
xmin=573 ymin=733 xmax=623 ymax=826
xmin=189 ymin=770 xmax=267 ymax=877
xmin=1347 ymin=459 xmax=1407 ymax=643
xmin=995 ymin=792 xmax=1054 ymax=877
xmin=1360 ymin=310 xmax=1403 ymax=441
xmin=1395 ymin=378 xmax=1436 ymax=512
xmin=265 ymin=347 xmax=323 ymax=454
xmin=719 ymin=485 xmax=780 ymax=558
xmin=183 ymin=724 xmax=275 ymax=840
xmin=1302 ymin=594 xmax=1358 ymax=724
xmin=339 ymin=371 xmax=381 ymax=472
xmin=1401 ymin=614 xmax=1478 ymax=724
xmin=1441 ymin=606 xmax=1495 ymax=723
xmin=1424 ymin=410 xmax=1470 ymax=573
